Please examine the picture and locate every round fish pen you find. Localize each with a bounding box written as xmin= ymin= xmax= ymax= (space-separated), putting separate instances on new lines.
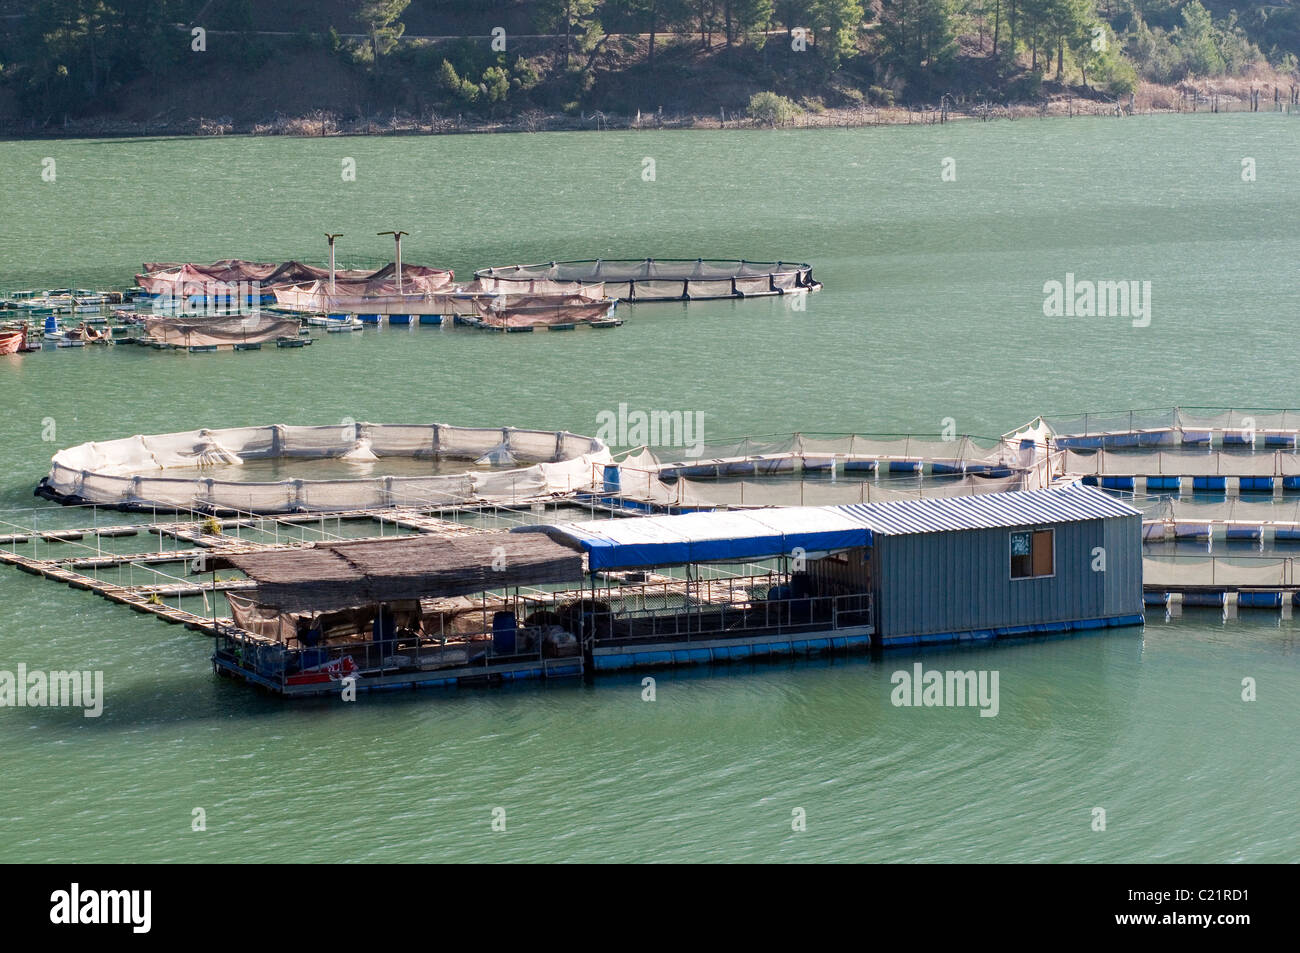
xmin=37 ymin=423 xmax=611 ymax=514
xmin=473 ymin=259 xmax=820 ymax=301
xmin=602 ymin=432 xmax=1042 ymax=509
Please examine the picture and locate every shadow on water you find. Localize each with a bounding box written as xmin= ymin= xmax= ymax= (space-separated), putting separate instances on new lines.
xmin=24 ymin=623 xmax=1151 ymax=730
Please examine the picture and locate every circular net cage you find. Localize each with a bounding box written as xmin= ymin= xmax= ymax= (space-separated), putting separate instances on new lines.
xmin=38 ymin=423 xmax=611 ymax=515
xmin=472 ymin=259 xmax=820 ymax=301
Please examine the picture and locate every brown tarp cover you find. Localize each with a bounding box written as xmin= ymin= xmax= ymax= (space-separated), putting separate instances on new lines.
xmin=271 ymin=281 xmax=481 ymax=313
xmin=143 ymin=313 xmax=302 ymax=346
xmin=218 ymin=531 xmax=584 ymax=613
xmin=138 ymin=259 xmax=453 ymax=295
xmin=473 ymin=295 xmax=613 ymax=328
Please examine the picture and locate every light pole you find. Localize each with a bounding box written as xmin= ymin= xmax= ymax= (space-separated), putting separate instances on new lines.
xmin=325 ymin=233 xmax=343 ymax=294
xmin=378 ymin=230 xmax=409 ymax=294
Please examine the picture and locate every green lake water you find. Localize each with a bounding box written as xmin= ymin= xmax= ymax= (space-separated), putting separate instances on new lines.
xmin=0 ymin=115 xmax=1296 ymax=862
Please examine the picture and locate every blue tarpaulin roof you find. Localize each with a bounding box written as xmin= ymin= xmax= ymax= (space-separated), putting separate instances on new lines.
xmin=522 ymin=485 xmax=1138 ymax=570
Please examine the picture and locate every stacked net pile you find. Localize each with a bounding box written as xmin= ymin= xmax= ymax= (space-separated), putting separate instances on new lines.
xmin=41 ymin=424 xmax=610 ymax=514
xmin=473 ymin=259 xmax=819 ymax=301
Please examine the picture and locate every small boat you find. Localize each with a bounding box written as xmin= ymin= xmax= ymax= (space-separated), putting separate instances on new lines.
xmin=75 ymin=323 xmax=112 ymax=345
xmin=276 ymin=337 xmax=312 ymax=348
xmin=188 ymin=344 xmax=218 ymax=353
xmin=590 ymin=317 xmax=623 ymax=328
xmin=304 ymin=313 xmax=332 ymax=327
xmin=46 ymin=322 xmax=107 ymax=346
xmin=234 ymin=342 xmax=262 ymax=351
xmin=0 ymin=325 xmax=28 ymax=355
xmin=285 ymin=655 xmax=358 ymax=687
xmin=326 ymin=317 xmax=363 ymax=333
xmin=505 ymin=324 xmax=535 ymax=333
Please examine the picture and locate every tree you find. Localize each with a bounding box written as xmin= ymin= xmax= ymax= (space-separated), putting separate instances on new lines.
xmin=773 ymin=0 xmax=806 ymax=36
xmin=1177 ymin=0 xmax=1225 ymax=75
xmin=483 ymin=65 xmax=510 ymax=102
xmin=810 ymin=0 xmax=865 ymax=66
xmin=733 ymin=0 xmax=775 ymax=46
xmin=620 ymin=0 xmax=692 ymax=66
xmin=357 ymin=0 xmax=410 ymax=65
xmin=879 ymin=0 xmax=958 ymax=77
xmin=537 ymin=0 xmax=601 ymax=67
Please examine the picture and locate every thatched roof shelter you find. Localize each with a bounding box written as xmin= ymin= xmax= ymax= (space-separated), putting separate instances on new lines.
xmin=215 ymin=531 xmax=584 ymax=613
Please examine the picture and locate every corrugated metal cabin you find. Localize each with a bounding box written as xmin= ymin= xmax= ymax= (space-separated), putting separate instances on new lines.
xmin=533 ymin=483 xmax=1144 ymax=656
xmin=837 ymin=484 xmax=1145 ymax=646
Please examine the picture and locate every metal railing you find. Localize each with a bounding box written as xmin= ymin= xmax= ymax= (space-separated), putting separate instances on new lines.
xmin=583 ymin=591 xmax=873 ymax=646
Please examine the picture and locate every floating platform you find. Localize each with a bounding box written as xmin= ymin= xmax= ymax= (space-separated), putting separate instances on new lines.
xmin=473 ymin=258 xmax=821 ymax=301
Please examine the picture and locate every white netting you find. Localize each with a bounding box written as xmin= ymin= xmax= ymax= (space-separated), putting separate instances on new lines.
xmin=626 ymin=433 xmax=1018 ymax=472
xmin=42 ymin=424 xmax=611 ymax=513
xmin=1040 ymin=408 xmax=1300 ymax=445
xmin=1065 ymin=450 xmax=1295 ymax=477
xmin=1142 ymin=498 xmax=1300 ymax=525
xmin=1143 ymin=555 xmax=1296 ymax=588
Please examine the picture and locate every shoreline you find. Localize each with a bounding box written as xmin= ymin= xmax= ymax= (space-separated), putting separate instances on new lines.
xmin=4 ymin=85 xmax=1295 ymax=142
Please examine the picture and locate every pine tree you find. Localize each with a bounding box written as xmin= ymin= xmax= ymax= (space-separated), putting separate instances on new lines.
xmin=538 ymin=0 xmax=601 ymax=68
xmin=357 ymin=0 xmax=410 ymax=64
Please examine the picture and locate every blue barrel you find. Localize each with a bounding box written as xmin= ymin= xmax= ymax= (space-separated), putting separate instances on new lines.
xmin=603 ymin=464 xmax=621 ymax=493
xmin=44 ymin=314 xmax=58 ymax=333
xmin=493 ymin=611 xmax=517 ymax=655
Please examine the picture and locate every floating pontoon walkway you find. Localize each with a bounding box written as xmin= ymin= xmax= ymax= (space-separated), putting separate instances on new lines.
xmin=0 ymin=504 xmax=548 ymax=640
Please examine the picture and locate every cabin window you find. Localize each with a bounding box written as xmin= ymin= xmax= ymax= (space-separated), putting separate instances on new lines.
xmin=1010 ymin=529 xmax=1054 ymax=579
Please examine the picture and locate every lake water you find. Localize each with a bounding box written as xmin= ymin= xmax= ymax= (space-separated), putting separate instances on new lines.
xmin=0 ymin=115 xmax=1297 ymax=862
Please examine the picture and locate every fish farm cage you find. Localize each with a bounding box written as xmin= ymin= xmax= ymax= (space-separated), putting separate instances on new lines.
xmin=37 ymin=424 xmax=611 ymax=514
xmin=472 ymin=259 xmax=820 ymax=301
xmin=1037 ymin=407 xmax=1300 ymax=449
xmin=598 ymin=432 xmax=1042 ymax=509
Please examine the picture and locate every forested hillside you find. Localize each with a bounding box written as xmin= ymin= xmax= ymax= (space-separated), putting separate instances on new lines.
xmin=1 ymin=0 xmax=1296 ymax=131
